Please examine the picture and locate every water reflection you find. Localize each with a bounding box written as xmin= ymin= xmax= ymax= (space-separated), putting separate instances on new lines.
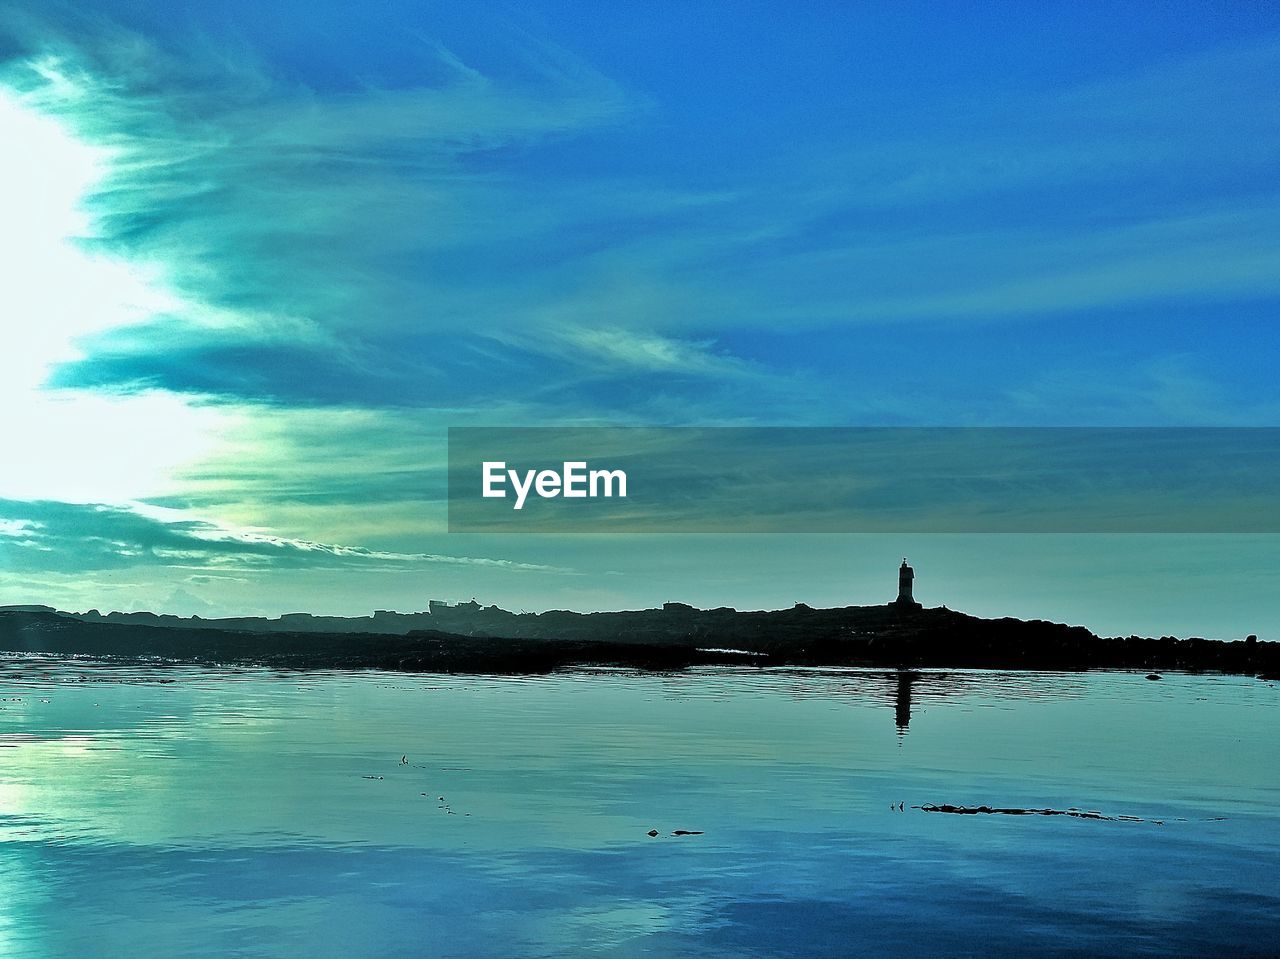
xmin=0 ymin=656 xmax=1277 ymax=959
xmin=894 ymin=670 xmax=916 ymax=737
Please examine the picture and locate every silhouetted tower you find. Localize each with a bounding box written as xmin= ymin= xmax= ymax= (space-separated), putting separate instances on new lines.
xmin=896 ymin=558 xmax=917 ymax=606
xmin=894 ymin=558 xmax=922 ymax=609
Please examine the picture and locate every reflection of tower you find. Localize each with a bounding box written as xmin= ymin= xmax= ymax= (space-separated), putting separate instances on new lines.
xmin=894 ymin=670 xmax=915 ymax=736
xmin=895 ymin=558 xmax=919 ymax=607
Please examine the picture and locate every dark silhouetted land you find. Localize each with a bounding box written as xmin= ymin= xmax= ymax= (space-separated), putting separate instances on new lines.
xmin=0 ymin=602 xmax=1272 ymax=676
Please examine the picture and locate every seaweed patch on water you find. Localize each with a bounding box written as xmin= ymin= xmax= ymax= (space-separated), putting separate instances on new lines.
xmin=914 ymin=803 xmax=1229 ymax=825
xmin=917 ymin=803 xmax=1152 ymax=822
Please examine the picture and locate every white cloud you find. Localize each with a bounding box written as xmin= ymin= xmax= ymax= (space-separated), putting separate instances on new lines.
xmin=0 ymin=498 xmax=574 ymax=574
xmin=495 ymin=325 xmax=757 ymax=378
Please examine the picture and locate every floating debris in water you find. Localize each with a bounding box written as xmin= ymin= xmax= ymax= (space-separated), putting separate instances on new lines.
xmin=361 ymin=775 xmax=384 ymax=780
xmin=672 ymin=829 xmax=703 ymax=836
xmin=913 ymin=803 xmax=1226 ymax=825
xmin=646 ymin=829 xmax=659 ymax=837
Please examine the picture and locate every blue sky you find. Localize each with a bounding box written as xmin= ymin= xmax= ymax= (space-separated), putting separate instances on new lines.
xmin=1 ymin=1 xmax=1278 ymax=635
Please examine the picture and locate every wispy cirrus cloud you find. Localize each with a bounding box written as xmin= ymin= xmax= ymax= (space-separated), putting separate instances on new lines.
xmin=7 ymin=10 xmax=1280 ymax=416
xmin=0 ymin=499 xmax=572 ymax=575
xmin=515 ymin=326 xmax=756 ymax=377
xmin=0 ymin=17 xmax=636 ymax=333
xmin=4 ymin=11 xmax=779 ymax=423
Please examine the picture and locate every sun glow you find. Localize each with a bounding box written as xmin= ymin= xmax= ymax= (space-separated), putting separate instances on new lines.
xmin=0 ymin=84 xmax=225 ymax=503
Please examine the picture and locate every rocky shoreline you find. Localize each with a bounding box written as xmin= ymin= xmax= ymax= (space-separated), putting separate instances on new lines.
xmin=0 ymin=605 xmax=1273 ymax=677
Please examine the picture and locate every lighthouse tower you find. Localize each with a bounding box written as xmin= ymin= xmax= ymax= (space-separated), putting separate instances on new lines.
xmin=895 ymin=558 xmax=920 ymax=607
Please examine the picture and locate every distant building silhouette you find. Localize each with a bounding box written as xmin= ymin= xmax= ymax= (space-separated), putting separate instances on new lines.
xmin=429 ymin=598 xmax=482 ymax=612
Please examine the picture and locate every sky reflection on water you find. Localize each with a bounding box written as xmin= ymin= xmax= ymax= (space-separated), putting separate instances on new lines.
xmin=1 ymin=659 xmax=1277 ymax=957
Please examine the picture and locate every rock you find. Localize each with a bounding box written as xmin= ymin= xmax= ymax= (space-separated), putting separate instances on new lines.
xmin=1146 ymin=673 xmax=1162 ymax=680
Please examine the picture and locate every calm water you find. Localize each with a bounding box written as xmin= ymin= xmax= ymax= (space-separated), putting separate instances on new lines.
xmin=1 ymin=658 xmax=1277 ymax=958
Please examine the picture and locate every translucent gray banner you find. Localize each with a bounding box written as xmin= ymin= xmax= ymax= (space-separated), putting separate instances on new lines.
xmin=447 ymin=427 xmax=1280 ymax=533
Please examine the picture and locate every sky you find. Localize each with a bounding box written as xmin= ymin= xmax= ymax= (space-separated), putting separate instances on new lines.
xmin=0 ymin=1 xmax=1278 ymax=637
